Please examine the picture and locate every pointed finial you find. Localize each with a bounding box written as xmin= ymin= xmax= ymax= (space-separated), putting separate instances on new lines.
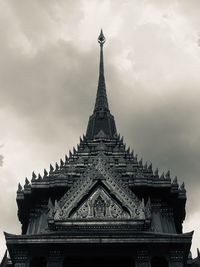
xmin=69 ymin=150 xmax=72 ymax=158
xmin=38 ymin=173 xmax=42 ymax=181
xmin=85 ymin=29 xmax=117 ymax=139
xmin=94 ymin=30 xmax=109 ymax=113
xmin=180 ymin=182 xmax=185 ymax=191
xmin=197 ymin=248 xmax=200 ymax=258
xmin=148 ymin=163 xmax=152 ymax=172
xmin=118 ymin=133 xmax=121 ymax=140
xmin=55 ymin=162 xmax=59 ymax=170
xmin=160 ymin=172 xmax=165 ymax=179
xmin=135 ymin=154 xmax=138 ymax=163
xmin=60 ymin=158 xmax=64 ymax=167
xmin=32 ymin=171 xmax=37 ymax=181
xmin=65 ymin=155 xmax=68 ymax=164
xmin=25 ymin=177 xmax=30 ymax=185
xmin=18 ymin=183 xmax=23 ymax=192
xmin=154 ymin=168 xmax=159 ymax=176
xmin=130 ymin=150 xmax=133 ymax=158
xmin=98 ymin=29 xmax=106 ymax=47
xmin=139 ymin=158 xmax=143 ymax=167
xmin=144 ymin=162 xmax=147 ymax=170
xmin=165 ymin=170 xmax=170 ymax=179
xmin=50 ymin=164 xmax=54 ymax=172
xmin=44 ymin=169 xmax=48 ymax=177
xmin=172 ymin=176 xmax=178 ymax=185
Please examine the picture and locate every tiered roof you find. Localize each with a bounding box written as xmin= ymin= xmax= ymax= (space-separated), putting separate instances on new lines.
xmin=16 ymin=30 xmax=186 ymax=235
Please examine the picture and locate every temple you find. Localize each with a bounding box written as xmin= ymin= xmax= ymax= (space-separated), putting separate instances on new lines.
xmin=1 ymin=30 xmax=199 ymax=267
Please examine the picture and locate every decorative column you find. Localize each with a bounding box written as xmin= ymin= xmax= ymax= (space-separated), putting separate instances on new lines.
xmin=47 ymin=250 xmax=62 ymax=267
xmin=135 ymin=250 xmax=151 ymax=267
xmin=169 ymin=251 xmax=184 ymax=267
xmin=13 ymin=250 xmax=28 ymax=267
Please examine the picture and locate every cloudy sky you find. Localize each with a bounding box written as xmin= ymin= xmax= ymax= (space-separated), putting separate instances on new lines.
xmin=0 ymin=0 xmax=200 ymax=259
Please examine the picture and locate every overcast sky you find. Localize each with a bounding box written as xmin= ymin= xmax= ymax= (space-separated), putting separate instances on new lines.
xmin=0 ymin=0 xmax=200 ymax=259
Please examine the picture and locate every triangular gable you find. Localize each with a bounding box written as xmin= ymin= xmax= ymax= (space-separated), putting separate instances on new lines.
xmin=71 ymin=186 xmax=130 ymax=220
xmin=53 ymin=153 xmax=146 ymax=221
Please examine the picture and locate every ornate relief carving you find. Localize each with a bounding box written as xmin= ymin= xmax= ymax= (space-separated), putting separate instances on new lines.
xmin=76 ymin=201 xmax=89 ymax=218
xmin=71 ymin=187 xmax=130 ymax=220
xmin=94 ymin=196 xmax=106 ymax=217
xmin=50 ymin=153 xmax=150 ymax=222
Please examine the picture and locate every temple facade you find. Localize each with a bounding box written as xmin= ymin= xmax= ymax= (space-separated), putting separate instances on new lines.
xmin=1 ymin=31 xmax=199 ymax=267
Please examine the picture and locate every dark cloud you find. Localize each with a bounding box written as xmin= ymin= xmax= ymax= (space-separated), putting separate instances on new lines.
xmin=0 ymin=40 xmax=97 ymax=142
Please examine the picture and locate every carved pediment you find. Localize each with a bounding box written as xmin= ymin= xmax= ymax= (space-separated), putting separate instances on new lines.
xmin=71 ymin=186 xmax=130 ymax=220
xmin=50 ymin=153 xmax=150 ymax=222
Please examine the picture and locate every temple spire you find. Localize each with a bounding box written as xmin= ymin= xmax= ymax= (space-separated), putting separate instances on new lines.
xmin=86 ymin=30 xmax=117 ymax=139
xmin=94 ymin=29 xmax=109 ymax=112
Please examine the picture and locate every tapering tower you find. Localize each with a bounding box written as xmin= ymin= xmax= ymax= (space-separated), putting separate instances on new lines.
xmin=86 ymin=30 xmax=117 ymax=139
xmin=1 ymin=31 xmax=195 ymax=267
